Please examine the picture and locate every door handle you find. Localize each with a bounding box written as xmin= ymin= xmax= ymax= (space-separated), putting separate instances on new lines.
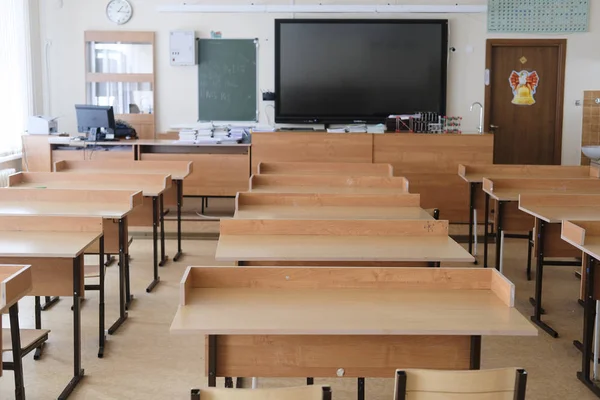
xmin=490 ymin=124 xmax=500 ymax=129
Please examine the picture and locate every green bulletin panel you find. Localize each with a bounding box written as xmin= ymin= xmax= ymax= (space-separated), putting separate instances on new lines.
xmin=488 ymin=0 xmax=589 ymax=33
xmin=197 ymin=39 xmax=258 ymax=122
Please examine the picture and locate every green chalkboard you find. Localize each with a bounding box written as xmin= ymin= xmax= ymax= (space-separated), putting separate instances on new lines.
xmin=197 ymin=39 xmax=258 ymax=122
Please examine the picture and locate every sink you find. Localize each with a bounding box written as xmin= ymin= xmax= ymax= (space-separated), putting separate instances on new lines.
xmin=582 ymin=145 xmax=600 ymax=161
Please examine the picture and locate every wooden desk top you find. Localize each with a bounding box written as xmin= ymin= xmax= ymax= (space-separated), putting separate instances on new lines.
xmin=235 ymin=205 xmax=433 ymax=220
xmin=48 ymin=137 xmax=251 ymax=148
xmin=54 ymin=160 xmax=192 ymax=181
xmin=0 ymin=231 xmax=101 ymax=258
xmin=217 ymin=219 xmax=472 ymax=263
xmin=236 ymin=192 xmax=422 ymax=209
xmin=0 ymin=265 xmax=32 ymax=313
xmin=458 ymin=164 xmax=599 ymax=183
xmin=9 ymin=172 xmax=171 ymax=197
xmin=519 ymin=193 xmax=600 ymax=223
xmin=482 ymin=177 xmax=600 ymax=201
xmin=561 ymin=220 xmax=600 ymax=261
xmin=0 ymin=188 xmax=142 ymax=219
xmin=216 ymin=235 xmax=473 ymax=263
xmin=257 ymin=162 xmax=394 ymax=177
xmin=171 ymin=267 xmax=536 ymax=336
xmin=250 ymin=175 xmax=409 ymax=195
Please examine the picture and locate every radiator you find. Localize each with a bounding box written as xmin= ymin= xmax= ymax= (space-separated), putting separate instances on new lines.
xmin=0 ymin=168 xmax=16 ymax=187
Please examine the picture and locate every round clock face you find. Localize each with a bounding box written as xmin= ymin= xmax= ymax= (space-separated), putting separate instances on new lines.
xmin=106 ymin=0 xmax=133 ymax=25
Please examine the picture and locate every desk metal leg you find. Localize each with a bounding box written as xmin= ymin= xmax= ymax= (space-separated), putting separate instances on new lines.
xmin=124 ymin=216 xmax=133 ymax=307
xmin=484 ymin=193 xmax=490 ymax=269
xmin=147 ymin=197 xmax=161 ymax=292
xmin=9 ymin=303 xmax=25 ymax=400
xmin=41 ymin=295 xmax=60 ymax=311
xmin=526 ymin=231 xmax=533 ymax=281
xmin=58 ymin=256 xmax=84 ymax=400
xmin=109 ymin=219 xmax=129 ymax=334
xmin=468 ymin=183 xmax=474 ymax=256
xmin=577 ymin=256 xmax=600 ymax=397
xmin=357 ymin=378 xmax=365 ymax=400
xmin=470 ymin=335 xmax=481 ymax=370
xmin=159 ymin=193 xmax=169 ymax=267
xmin=495 ymin=201 xmax=503 ymax=271
xmin=529 ymin=219 xmax=559 ymax=338
xmin=208 ymin=335 xmax=217 ymax=387
xmin=174 ymin=180 xmax=183 ymax=262
xmin=34 ymin=296 xmax=45 ymax=360
xmin=98 ymin=236 xmax=106 ymax=357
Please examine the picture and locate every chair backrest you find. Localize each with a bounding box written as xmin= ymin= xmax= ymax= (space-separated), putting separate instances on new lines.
xmin=394 ymin=368 xmax=527 ymax=400
xmin=191 ymin=386 xmax=331 ymax=400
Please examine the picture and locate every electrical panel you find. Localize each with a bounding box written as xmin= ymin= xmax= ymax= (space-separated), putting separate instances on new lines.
xmin=170 ymin=30 xmax=196 ymax=66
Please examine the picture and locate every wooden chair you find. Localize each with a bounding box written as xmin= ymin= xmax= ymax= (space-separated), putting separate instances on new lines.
xmin=190 ymin=386 xmax=332 ymax=400
xmin=394 ymin=368 xmax=527 ymax=400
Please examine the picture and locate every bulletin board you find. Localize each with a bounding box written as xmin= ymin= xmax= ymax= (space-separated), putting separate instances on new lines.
xmin=488 ymin=0 xmax=590 ymax=33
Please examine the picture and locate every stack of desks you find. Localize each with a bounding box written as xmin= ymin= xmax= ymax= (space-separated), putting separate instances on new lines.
xmin=458 ymin=164 xmax=599 ymax=264
xmin=172 ymin=161 xmax=536 ymax=399
xmin=9 ymin=171 xmax=172 ymax=293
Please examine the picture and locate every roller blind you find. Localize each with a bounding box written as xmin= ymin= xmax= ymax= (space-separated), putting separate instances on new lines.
xmin=0 ymin=0 xmax=32 ymax=157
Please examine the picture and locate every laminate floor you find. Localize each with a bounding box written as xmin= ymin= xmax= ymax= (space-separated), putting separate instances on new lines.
xmin=0 ymin=236 xmax=596 ymax=400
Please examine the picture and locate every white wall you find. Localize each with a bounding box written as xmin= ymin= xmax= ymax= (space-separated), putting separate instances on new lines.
xmin=37 ymin=0 xmax=600 ymax=165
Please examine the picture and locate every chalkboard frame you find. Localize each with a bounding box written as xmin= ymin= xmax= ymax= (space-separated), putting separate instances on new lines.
xmin=197 ymin=38 xmax=259 ymax=122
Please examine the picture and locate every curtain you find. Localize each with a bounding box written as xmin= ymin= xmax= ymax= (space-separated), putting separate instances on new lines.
xmin=0 ymin=0 xmax=32 ymax=157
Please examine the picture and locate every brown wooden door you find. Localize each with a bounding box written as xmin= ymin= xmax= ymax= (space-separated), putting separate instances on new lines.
xmin=485 ymin=39 xmax=566 ymax=165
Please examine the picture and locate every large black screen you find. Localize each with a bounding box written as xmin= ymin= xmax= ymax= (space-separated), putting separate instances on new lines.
xmin=275 ymin=19 xmax=448 ymax=124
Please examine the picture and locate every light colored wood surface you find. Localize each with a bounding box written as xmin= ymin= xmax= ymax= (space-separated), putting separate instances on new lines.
xmin=397 ymin=368 xmax=522 ymax=400
xmin=171 ymin=267 xmax=533 ymax=335
xmin=235 ymin=204 xmax=433 ymax=220
xmin=249 ymin=174 xmax=409 ymax=194
xmin=561 ymin=220 xmax=600 ymax=261
xmin=22 ymin=135 xmax=52 ymax=172
xmin=9 ymin=172 xmax=171 ymax=197
xmin=494 ymin=200 xmax=535 ymax=232
xmin=52 ymin=148 xmax=135 ymax=164
xmin=374 ymin=134 xmax=493 ymax=222
xmin=519 ymin=193 xmax=600 ymax=223
xmin=208 ymin=335 xmax=472 ymax=378
xmin=0 ymin=188 xmax=142 ymax=219
xmin=193 ymin=386 xmax=330 ymax=400
xmin=483 ymin=177 xmax=600 ymax=201
xmin=139 ymin=152 xmax=249 ymax=196
xmin=250 ymin=132 xmax=374 ymax=174
xmin=459 ymin=164 xmax=599 ymax=183
xmin=54 ymin=159 xmax=193 ymax=180
xmin=236 ymin=192 xmax=421 ymax=208
xmin=257 ymin=161 xmax=393 ymax=176
xmin=0 ymin=265 xmax=32 ymax=313
xmin=0 ymin=232 xmax=101 ymax=258
xmin=2 ymin=328 xmax=50 ymax=352
xmin=220 ymin=219 xmax=448 ymax=236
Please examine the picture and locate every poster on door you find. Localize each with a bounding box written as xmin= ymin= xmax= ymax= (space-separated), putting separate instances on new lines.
xmin=509 ymin=70 xmax=539 ymax=106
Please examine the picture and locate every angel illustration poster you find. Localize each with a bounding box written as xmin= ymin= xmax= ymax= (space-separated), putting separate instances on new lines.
xmin=509 ymin=70 xmax=540 ymax=106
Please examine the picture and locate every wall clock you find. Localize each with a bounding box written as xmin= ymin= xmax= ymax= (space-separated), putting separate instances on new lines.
xmin=106 ymin=0 xmax=133 ymax=25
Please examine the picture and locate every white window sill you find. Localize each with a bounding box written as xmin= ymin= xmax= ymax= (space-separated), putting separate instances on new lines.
xmin=0 ymin=153 xmax=22 ymax=164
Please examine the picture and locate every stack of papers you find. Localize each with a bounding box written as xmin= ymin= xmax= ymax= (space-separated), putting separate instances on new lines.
xmin=213 ymin=126 xmax=230 ymax=138
xmin=197 ymin=129 xmax=213 ymax=137
xmin=252 ymin=126 xmax=276 ymax=132
xmin=367 ymin=124 xmax=386 ymax=134
xmin=178 ymin=130 xmax=197 ymax=142
xmin=347 ymin=125 xmax=367 ymax=133
xmin=327 ymin=128 xmax=346 ymax=133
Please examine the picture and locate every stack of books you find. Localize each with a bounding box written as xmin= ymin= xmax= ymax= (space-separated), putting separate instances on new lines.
xmin=178 ymin=130 xmax=197 ymax=142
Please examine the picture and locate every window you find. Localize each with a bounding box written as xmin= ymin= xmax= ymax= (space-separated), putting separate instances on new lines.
xmin=0 ymin=0 xmax=32 ymax=157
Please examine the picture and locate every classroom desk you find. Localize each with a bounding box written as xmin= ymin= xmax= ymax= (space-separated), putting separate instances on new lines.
xmin=482 ymin=177 xmax=600 ymax=274
xmin=517 ymin=194 xmax=600 ymax=338
xmin=249 ymin=174 xmax=410 ymax=195
xmin=54 ymin=159 xmax=193 ymax=263
xmin=256 ymin=161 xmax=394 ymax=176
xmin=0 ymin=188 xmax=143 ymax=334
xmin=458 ymin=164 xmax=599 ymax=261
xmin=216 ymin=219 xmax=473 ymax=266
xmin=8 ymin=172 xmax=172 ymax=293
xmin=0 ymin=264 xmax=32 ymax=399
xmin=561 ymin=220 xmax=600 ymax=398
xmin=0 ymin=216 xmax=103 ymax=400
xmin=234 ymin=192 xmax=433 ymax=220
xmin=171 ymin=266 xmax=536 ymax=400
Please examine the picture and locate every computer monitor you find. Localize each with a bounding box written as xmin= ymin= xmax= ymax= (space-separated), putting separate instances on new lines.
xmin=75 ymin=105 xmax=116 ymax=138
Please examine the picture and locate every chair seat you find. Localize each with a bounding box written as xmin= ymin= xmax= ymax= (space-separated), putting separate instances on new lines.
xmin=84 ymin=264 xmax=103 ymax=278
xmin=2 ymin=329 xmax=51 ymax=353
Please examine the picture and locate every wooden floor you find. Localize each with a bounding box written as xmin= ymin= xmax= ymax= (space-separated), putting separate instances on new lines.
xmin=0 ymin=233 xmax=597 ymax=399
